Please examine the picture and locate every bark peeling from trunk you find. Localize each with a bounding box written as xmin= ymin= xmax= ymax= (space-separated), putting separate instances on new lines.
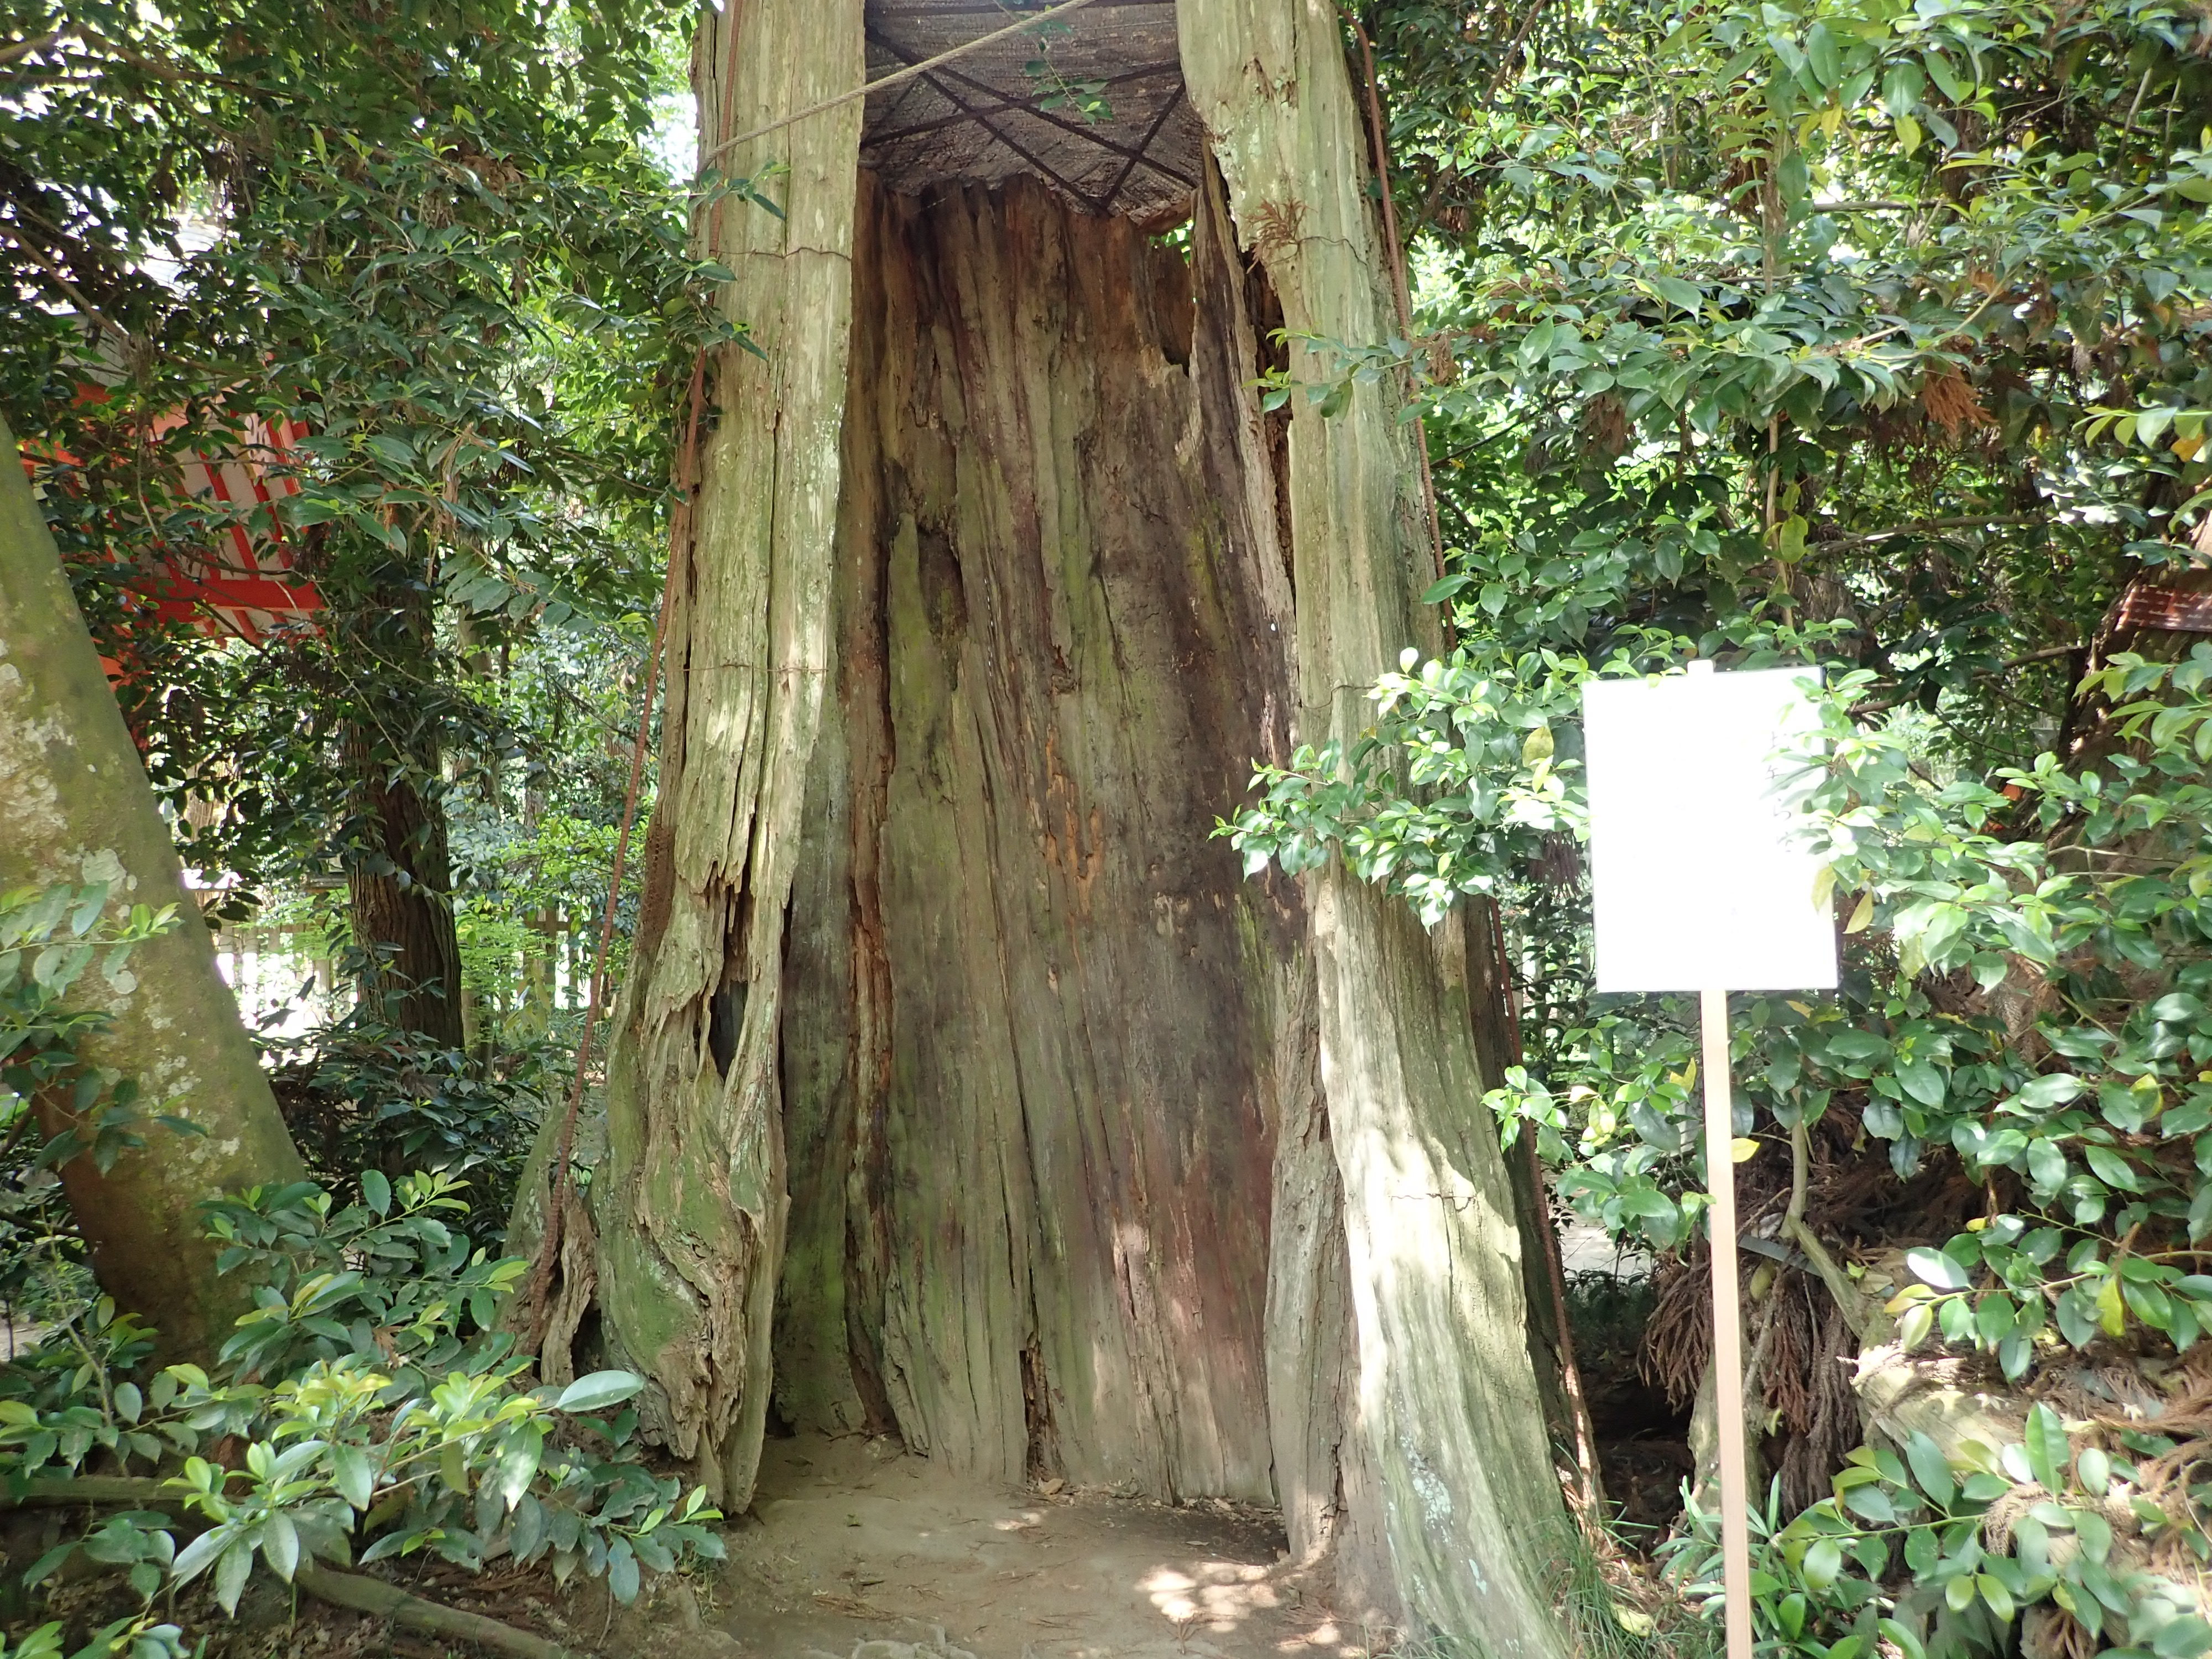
xmin=513 ymin=0 xmax=868 ymax=1509
xmin=1181 ymin=5 xmax=1575 ymax=1648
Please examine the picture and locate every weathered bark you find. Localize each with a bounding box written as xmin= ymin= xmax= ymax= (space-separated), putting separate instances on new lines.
xmin=776 ymin=169 xmax=1310 ymax=1502
xmin=0 ymin=410 xmax=307 ymax=1358
xmin=1181 ymin=7 xmax=1577 ymax=1649
xmin=511 ymin=0 xmax=867 ymax=1509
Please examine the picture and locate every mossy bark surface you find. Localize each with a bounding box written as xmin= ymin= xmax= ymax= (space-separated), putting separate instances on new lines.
xmin=515 ymin=0 xmax=867 ymax=1509
xmin=0 ymin=411 xmax=305 ymax=1359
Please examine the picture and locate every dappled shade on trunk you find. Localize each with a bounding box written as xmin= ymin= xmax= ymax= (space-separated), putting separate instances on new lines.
xmin=0 ymin=411 xmax=306 ymax=1360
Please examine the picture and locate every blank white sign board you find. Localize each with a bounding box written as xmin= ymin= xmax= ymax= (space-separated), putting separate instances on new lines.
xmin=1582 ymin=666 xmax=1838 ymax=994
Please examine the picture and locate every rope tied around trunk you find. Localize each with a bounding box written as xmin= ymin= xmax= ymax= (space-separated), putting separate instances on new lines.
xmin=696 ymin=0 xmax=1107 ymax=171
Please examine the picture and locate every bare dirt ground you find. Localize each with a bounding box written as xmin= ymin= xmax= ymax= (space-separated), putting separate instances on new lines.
xmin=675 ymin=1432 xmax=1372 ymax=1659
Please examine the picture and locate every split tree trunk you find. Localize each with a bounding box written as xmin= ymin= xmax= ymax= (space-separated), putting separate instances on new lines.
xmin=512 ymin=0 xmax=869 ymax=1507
xmin=1181 ymin=7 xmax=1575 ymax=1647
xmin=0 ymin=410 xmax=306 ymax=1359
xmin=519 ymin=6 xmax=1572 ymax=1646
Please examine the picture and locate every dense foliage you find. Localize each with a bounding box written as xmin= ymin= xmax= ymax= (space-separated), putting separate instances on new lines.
xmin=1228 ymin=0 xmax=2212 ymax=1649
xmin=3 ymin=0 xmax=713 ymax=1061
xmin=0 ymin=881 xmax=716 ymax=1656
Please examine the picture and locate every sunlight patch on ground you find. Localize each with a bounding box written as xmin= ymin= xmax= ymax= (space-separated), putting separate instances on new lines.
xmin=1140 ymin=1559 xmax=1281 ymax=1631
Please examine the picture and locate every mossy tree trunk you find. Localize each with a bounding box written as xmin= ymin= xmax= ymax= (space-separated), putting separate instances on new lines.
xmin=512 ymin=0 xmax=868 ymax=1508
xmin=0 ymin=411 xmax=306 ymax=1359
xmin=1181 ymin=6 xmax=1575 ymax=1647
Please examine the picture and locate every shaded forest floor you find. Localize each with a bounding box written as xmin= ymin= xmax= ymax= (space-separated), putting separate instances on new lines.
xmin=9 ymin=1279 xmax=1694 ymax=1659
xmin=683 ymin=1433 xmax=1352 ymax=1657
xmin=15 ymin=1442 xmax=1356 ymax=1659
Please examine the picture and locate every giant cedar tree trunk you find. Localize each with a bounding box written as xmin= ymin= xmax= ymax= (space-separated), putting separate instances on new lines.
xmin=1180 ymin=8 xmax=1573 ymax=1645
xmin=517 ymin=4 xmax=1572 ymax=1645
xmin=0 ymin=411 xmax=307 ymax=1358
xmin=776 ymin=169 xmax=1304 ymax=1500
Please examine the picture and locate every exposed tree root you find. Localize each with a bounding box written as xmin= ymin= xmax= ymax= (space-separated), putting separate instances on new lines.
xmin=1 ymin=1477 xmax=582 ymax=1658
xmin=294 ymin=1561 xmax=582 ymax=1659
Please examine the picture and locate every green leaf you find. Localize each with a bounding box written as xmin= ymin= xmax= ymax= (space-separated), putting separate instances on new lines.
xmin=1904 ymin=1432 xmax=1954 ymax=1507
xmin=2084 ymin=1145 xmax=2141 ymax=1191
xmin=1652 ymin=276 xmax=1704 ymax=315
xmin=607 ymin=1540 xmax=640 ymax=1604
xmin=214 ymin=1538 xmax=253 ymax=1615
xmin=2025 ymin=1402 xmax=2068 ymax=1491
xmin=1977 ymin=1573 xmax=2015 ymax=1624
xmin=2153 ymin=1616 xmax=2212 ymax=1658
xmin=2123 ymin=1278 xmax=2174 ymax=1329
xmin=1896 ymin=1059 xmax=1945 ymax=1108
xmin=332 ymin=1444 xmax=374 ymax=1511
xmin=1803 ymin=1537 xmax=1843 ymax=1590
xmin=1777 ymin=150 xmax=1809 ymax=205
xmin=170 ymin=1526 xmax=227 ymax=1587
xmin=554 ymin=1371 xmax=645 ymax=1414
xmin=262 ymin=1511 xmax=299 ymax=1582
xmin=2055 ymin=1286 xmax=2096 ymax=1348
xmin=1804 ymin=24 xmax=1840 ymax=90
xmin=2027 ymin=1139 xmax=2067 ymax=1192
xmin=1882 ymin=61 xmax=1924 ymax=116
xmin=1906 ymin=1247 xmax=1971 ymax=1292
xmin=2018 ymin=1073 xmax=2085 ymax=1109
xmin=1842 ymin=1483 xmax=1896 ymax=1524
xmin=359 ymin=1170 xmax=391 ymax=1216
xmin=2075 ymin=1506 xmax=2113 ymax=1564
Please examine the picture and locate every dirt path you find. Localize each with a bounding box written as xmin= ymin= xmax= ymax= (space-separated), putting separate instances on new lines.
xmin=695 ymin=1433 xmax=1366 ymax=1658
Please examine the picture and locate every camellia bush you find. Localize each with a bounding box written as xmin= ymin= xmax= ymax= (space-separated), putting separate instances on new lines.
xmin=1223 ymin=632 xmax=2212 ymax=1654
xmin=0 ymin=883 xmax=721 ymax=1657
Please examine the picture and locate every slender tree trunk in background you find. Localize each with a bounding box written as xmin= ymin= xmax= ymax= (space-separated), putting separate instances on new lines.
xmin=341 ymin=586 xmax=465 ymax=1051
xmin=1182 ymin=9 xmax=1575 ymax=1648
xmin=0 ymin=411 xmax=306 ymax=1360
xmin=520 ymin=910 xmax=554 ymax=1036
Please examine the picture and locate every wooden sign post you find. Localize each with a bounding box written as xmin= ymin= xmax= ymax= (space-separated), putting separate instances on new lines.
xmin=1582 ymin=661 xmax=1837 ymax=1659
